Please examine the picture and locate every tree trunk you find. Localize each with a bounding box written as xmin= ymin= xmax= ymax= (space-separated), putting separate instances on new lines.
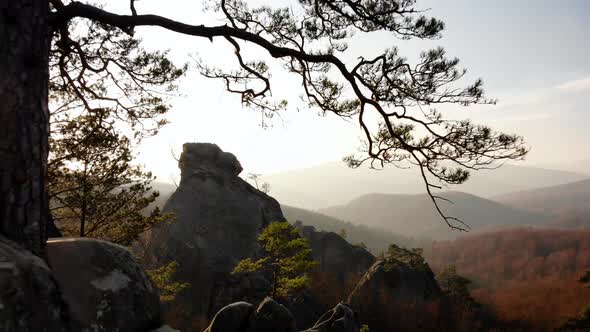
xmin=0 ymin=0 xmax=50 ymax=256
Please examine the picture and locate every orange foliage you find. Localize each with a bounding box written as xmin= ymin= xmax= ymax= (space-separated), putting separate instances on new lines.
xmin=426 ymin=228 xmax=590 ymax=331
xmin=309 ymin=270 xmax=498 ymax=331
xmin=473 ymin=279 xmax=590 ymax=332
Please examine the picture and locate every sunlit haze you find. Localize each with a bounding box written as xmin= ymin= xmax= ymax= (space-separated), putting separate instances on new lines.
xmin=101 ymin=0 xmax=590 ymax=183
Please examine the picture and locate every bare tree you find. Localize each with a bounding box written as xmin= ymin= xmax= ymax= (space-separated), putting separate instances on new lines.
xmin=247 ymin=173 xmax=271 ymax=194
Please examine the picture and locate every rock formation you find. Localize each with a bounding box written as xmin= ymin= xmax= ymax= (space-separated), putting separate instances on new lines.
xmin=205 ymin=297 xmax=298 ymax=332
xmin=0 ymin=236 xmax=69 ymax=332
xmin=204 ymin=297 xmax=360 ymax=332
xmin=347 ymin=246 xmax=443 ymax=331
xmin=138 ymin=143 xmax=454 ymax=331
xmin=140 ymin=143 xmax=286 ymax=318
xmin=47 ymin=238 xmax=162 ymax=332
xmin=294 ymin=222 xmax=375 ymax=280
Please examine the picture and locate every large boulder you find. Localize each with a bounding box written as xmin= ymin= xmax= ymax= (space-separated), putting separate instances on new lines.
xmin=0 ymin=236 xmax=70 ymax=332
xmin=248 ymin=297 xmax=298 ymax=332
xmin=204 ymin=297 xmax=296 ymax=332
xmin=47 ymin=237 xmax=161 ymax=332
xmin=204 ymin=301 xmax=254 ymax=332
xmin=347 ymin=245 xmax=443 ymax=331
xmin=139 ymin=143 xmax=286 ymax=321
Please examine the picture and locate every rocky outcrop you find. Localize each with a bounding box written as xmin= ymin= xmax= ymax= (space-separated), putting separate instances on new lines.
xmin=47 ymin=238 xmax=161 ymax=332
xmin=0 ymin=236 xmax=70 ymax=332
xmin=347 ymin=245 xmax=443 ymax=331
xmin=205 ymin=298 xmax=360 ymax=332
xmin=294 ymin=222 xmax=374 ymax=280
xmin=140 ymin=143 xmax=286 ymax=318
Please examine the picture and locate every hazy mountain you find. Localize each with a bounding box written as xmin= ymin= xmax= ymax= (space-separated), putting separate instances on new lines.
xmin=537 ymin=159 xmax=590 ymax=175
xmin=281 ymin=205 xmax=427 ymax=253
xmin=262 ymin=162 xmax=587 ymax=210
xmin=493 ymin=178 xmax=590 ymax=229
xmin=319 ymin=191 xmax=548 ymax=240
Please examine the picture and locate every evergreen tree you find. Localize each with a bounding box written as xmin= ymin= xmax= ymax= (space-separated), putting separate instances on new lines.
xmin=233 ymin=222 xmax=317 ymax=299
xmin=146 ymin=261 xmax=190 ymax=303
xmin=48 ymin=111 xmax=172 ymax=245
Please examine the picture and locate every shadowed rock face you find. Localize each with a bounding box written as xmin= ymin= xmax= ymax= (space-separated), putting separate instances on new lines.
xmin=294 ymin=222 xmax=375 ymax=280
xmin=347 ymin=248 xmax=443 ymax=332
xmin=0 ymin=236 xmax=70 ymax=332
xmin=140 ymin=143 xmax=285 ymax=317
xmin=47 ymin=238 xmax=161 ymax=332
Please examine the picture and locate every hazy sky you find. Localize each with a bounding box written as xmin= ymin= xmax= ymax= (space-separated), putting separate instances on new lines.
xmin=101 ymin=0 xmax=590 ymax=183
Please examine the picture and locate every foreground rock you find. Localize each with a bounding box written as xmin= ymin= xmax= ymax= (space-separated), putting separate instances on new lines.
xmin=205 ymin=297 xmax=296 ymax=332
xmin=205 ymin=297 xmax=359 ymax=332
xmin=0 ymin=236 xmax=69 ymax=332
xmin=347 ymin=245 xmax=443 ymax=331
xmin=139 ymin=143 xmax=286 ymax=320
xmin=47 ymin=237 xmax=161 ymax=332
xmin=303 ymin=302 xmax=360 ymax=332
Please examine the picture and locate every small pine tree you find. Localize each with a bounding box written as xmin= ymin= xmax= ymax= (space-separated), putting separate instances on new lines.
xmin=233 ymin=222 xmax=317 ymax=299
xmin=146 ymin=261 xmax=190 ymax=303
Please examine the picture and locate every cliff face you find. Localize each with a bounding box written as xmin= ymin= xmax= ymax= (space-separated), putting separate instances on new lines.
xmin=294 ymin=222 xmax=375 ymax=280
xmin=347 ymin=246 xmax=444 ymax=332
xmin=140 ymin=143 xmax=285 ymax=317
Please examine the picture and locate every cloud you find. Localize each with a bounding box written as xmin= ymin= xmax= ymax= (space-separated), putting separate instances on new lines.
xmin=556 ymin=78 xmax=590 ymax=92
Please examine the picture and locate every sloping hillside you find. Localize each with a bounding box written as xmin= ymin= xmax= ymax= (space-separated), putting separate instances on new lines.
xmin=282 ymin=205 xmax=424 ymax=253
xmin=320 ymin=191 xmax=548 ymax=240
xmin=493 ymin=179 xmax=590 ymax=228
xmin=425 ymin=228 xmax=590 ymax=331
xmin=263 ymin=162 xmax=587 ymax=209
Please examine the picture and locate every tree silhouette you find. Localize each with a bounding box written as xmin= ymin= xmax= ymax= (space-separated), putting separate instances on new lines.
xmin=1 ymin=0 xmax=528 ymax=254
xmin=45 ymin=0 xmax=187 ymax=242
xmin=48 ymin=112 xmax=173 ymax=245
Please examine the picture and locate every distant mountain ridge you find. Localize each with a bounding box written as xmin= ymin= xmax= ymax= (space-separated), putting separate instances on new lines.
xmin=319 ymin=191 xmax=548 ymax=240
xmin=493 ymin=178 xmax=590 ymax=229
xmin=149 ymin=167 xmax=590 ymax=241
xmin=281 ymin=205 xmax=427 ymax=253
xmin=262 ymin=162 xmax=587 ymax=209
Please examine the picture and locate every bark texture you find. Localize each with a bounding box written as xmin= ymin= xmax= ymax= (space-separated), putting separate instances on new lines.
xmin=0 ymin=0 xmax=50 ymax=255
